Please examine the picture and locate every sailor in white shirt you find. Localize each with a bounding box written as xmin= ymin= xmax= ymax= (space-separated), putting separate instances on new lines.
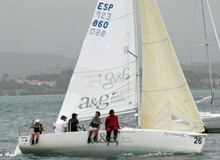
xmin=53 ymin=115 xmax=67 ymax=133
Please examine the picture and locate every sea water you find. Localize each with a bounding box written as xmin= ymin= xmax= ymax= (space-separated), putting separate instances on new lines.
xmin=0 ymin=90 xmax=220 ymax=160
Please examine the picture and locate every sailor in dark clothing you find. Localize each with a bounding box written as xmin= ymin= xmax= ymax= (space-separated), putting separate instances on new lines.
xmin=30 ymin=119 xmax=44 ymax=145
xmin=68 ymin=113 xmax=80 ymax=132
xmin=87 ymin=111 xmax=103 ymax=143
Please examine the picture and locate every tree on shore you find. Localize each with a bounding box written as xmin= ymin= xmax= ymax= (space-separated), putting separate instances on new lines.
xmin=2 ymin=73 xmax=9 ymax=79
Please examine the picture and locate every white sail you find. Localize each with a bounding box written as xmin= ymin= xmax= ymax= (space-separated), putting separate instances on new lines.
xmin=58 ymin=0 xmax=138 ymax=121
xmin=140 ymin=0 xmax=204 ymax=133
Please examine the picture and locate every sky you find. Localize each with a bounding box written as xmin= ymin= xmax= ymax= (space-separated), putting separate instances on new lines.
xmin=0 ymin=0 xmax=220 ymax=64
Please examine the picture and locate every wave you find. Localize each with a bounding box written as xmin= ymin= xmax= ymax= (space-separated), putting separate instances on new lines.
xmin=0 ymin=152 xmax=15 ymax=157
xmin=119 ymin=152 xmax=174 ymax=158
xmin=139 ymin=152 xmax=174 ymax=157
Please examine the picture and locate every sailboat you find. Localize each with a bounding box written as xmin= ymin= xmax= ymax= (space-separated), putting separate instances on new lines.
xmin=16 ymin=0 xmax=207 ymax=156
xmin=192 ymin=0 xmax=220 ymax=133
xmin=195 ymin=95 xmax=212 ymax=105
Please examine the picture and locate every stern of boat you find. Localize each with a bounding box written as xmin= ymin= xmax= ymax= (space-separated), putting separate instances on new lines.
xmin=184 ymin=132 xmax=208 ymax=153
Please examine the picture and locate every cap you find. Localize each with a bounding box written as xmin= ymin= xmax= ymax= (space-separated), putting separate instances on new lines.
xmin=61 ymin=115 xmax=67 ymax=119
xmin=35 ymin=119 xmax=40 ymax=123
xmin=72 ymin=113 xmax=78 ymax=117
xmin=109 ymin=110 xmax=114 ymax=114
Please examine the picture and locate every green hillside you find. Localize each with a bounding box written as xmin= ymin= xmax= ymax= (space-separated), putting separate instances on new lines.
xmin=181 ymin=62 xmax=220 ymax=75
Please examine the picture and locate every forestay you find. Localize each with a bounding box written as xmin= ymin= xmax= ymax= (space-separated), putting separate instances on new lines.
xmin=58 ymin=0 xmax=138 ymax=121
xmin=140 ymin=0 xmax=204 ymax=133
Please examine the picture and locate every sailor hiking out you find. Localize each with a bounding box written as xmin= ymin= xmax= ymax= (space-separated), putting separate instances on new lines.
xmin=105 ymin=110 xmax=120 ymax=143
xmin=87 ymin=111 xmax=103 ymax=143
xmin=30 ymin=119 xmax=44 ymax=145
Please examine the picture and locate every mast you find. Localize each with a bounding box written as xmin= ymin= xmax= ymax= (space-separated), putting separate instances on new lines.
xmin=201 ymin=0 xmax=215 ymax=113
xmin=133 ymin=0 xmax=141 ymax=128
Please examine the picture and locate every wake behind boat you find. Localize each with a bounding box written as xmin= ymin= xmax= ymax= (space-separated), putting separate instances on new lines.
xmin=17 ymin=0 xmax=207 ymax=156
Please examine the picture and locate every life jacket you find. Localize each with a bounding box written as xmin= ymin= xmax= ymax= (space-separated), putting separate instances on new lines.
xmin=34 ymin=124 xmax=42 ymax=134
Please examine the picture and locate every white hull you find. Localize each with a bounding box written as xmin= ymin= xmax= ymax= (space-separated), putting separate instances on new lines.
xmin=18 ymin=128 xmax=207 ymax=157
xmin=200 ymin=112 xmax=220 ymax=133
xmin=195 ymin=96 xmax=212 ymax=105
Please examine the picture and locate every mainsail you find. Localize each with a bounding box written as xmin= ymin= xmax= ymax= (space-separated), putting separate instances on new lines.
xmin=58 ymin=0 xmax=138 ymax=121
xmin=140 ymin=0 xmax=204 ymax=133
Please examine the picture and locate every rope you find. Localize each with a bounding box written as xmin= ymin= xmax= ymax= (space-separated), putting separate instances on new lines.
xmin=120 ymin=122 xmax=136 ymax=128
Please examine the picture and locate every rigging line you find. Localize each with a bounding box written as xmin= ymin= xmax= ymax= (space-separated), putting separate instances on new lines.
xmin=120 ymin=122 xmax=136 ymax=128
xmin=109 ymin=12 xmax=133 ymax=22
xmin=142 ymin=84 xmax=187 ymax=93
xmin=201 ymin=0 xmax=215 ymax=112
xmin=128 ymin=50 xmax=137 ymax=58
xmin=143 ymin=38 xmax=169 ymax=45
xmin=190 ymin=43 xmax=217 ymax=47
xmin=187 ymin=0 xmax=197 ymax=65
xmin=206 ymin=0 xmax=219 ymax=111
xmin=125 ymin=2 xmax=131 ymax=103
xmin=206 ymin=0 xmax=220 ymax=77
xmin=56 ymin=0 xmax=87 ymax=67
xmin=206 ymin=0 xmax=220 ymax=54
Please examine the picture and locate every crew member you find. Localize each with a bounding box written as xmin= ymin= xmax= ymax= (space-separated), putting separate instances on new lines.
xmin=105 ymin=110 xmax=120 ymax=142
xmin=68 ymin=113 xmax=80 ymax=132
xmin=87 ymin=111 xmax=103 ymax=143
xmin=30 ymin=119 xmax=44 ymax=145
xmin=53 ymin=115 xmax=67 ymax=133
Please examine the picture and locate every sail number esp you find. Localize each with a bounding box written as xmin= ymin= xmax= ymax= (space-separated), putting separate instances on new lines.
xmin=90 ymin=2 xmax=113 ymax=37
